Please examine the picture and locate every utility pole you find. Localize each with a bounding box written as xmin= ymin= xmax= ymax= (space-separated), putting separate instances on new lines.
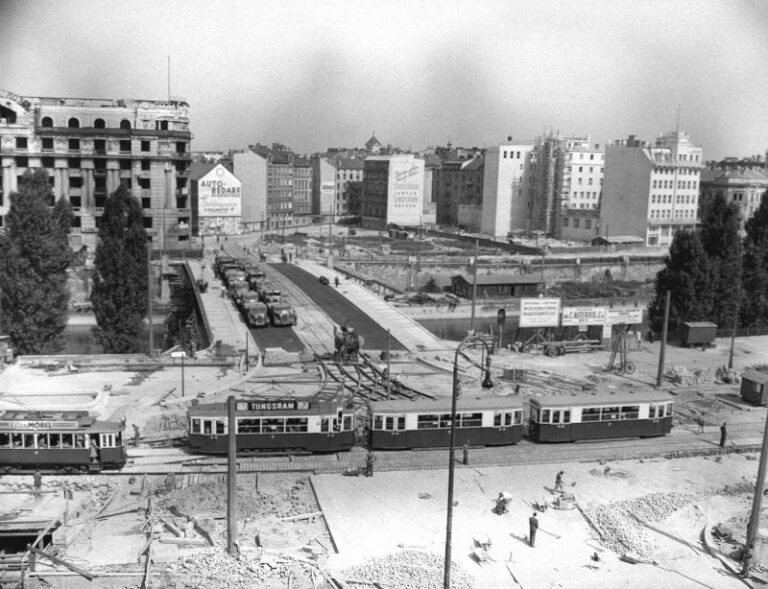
xmin=729 ymin=239 xmax=744 ymax=370
xmin=386 ymin=329 xmax=391 ymax=400
xmin=742 ymin=413 xmax=768 ymax=578
xmin=470 ymin=239 xmax=479 ymax=332
xmin=245 ymin=327 xmax=249 ymax=371
xmin=656 ymin=290 xmax=671 ymax=387
xmin=147 ymin=241 xmax=153 ymax=356
xmin=227 ymin=395 xmax=237 ymax=556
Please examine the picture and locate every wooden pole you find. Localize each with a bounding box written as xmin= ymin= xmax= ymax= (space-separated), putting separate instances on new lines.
xmin=227 ymin=395 xmax=237 ymax=556
xmin=26 ymin=545 xmax=93 ymax=581
xmin=656 ymin=290 xmax=670 ymax=387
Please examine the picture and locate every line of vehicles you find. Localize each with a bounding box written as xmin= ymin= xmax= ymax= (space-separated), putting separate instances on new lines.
xmin=215 ymin=254 xmax=297 ymax=328
xmin=0 ymin=388 xmax=675 ymax=471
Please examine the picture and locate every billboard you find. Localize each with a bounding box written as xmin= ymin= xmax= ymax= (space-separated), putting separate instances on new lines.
xmin=519 ymin=298 xmax=561 ymax=327
xmin=606 ymin=308 xmax=644 ymax=325
xmin=387 ymin=156 xmax=424 ymax=226
xmin=561 ymin=306 xmax=606 ymax=326
xmin=199 ymin=164 xmax=242 ymax=218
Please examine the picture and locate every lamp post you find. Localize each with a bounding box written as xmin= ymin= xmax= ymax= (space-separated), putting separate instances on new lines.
xmin=171 ymin=351 xmax=186 ymax=397
xmin=444 ymin=335 xmax=494 ymax=589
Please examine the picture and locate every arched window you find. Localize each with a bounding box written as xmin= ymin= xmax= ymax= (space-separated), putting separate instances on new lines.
xmin=68 ymin=117 xmax=80 ymax=128
xmin=0 ymin=106 xmax=18 ymax=124
xmin=41 ymin=116 xmax=53 ymax=127
xmin=120 ymin=119 xmax=131 ymax=130
xmin=94 ymin=118 xmax=105 ymax=129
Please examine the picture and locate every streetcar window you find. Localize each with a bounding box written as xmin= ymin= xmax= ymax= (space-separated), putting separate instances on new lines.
xmin=541 ymin=410 xmax=551 ymax=424
xmin=601 ymin=406 xmax=620 ymax=421
xmin=286 ymin=418 xmax=308 ymax=433
xmin=191 ymin=418 xmax=201 ymax=434
xmin=666 ymin=403 xmax=673 ymax=416
xmin=373 ymin=416 xmax=383 ymax=430
xmin=215 ymin=420 xmax=226 ymax=435
xmin=649 ymin=405 xmax=658 ymax=419
xmin=0 ymin=432 xmax=9 ymax=447
xmin=417 ymin=414 xmax=440 ymax=429
xmin=49 ymin=433 xmax=62 ymax=448
xmin=621 ymin=406 xmax=639 ymax=420
xmin=75 ymin=435 xmax=86 ymax=448
xmin=514 ymin=411 xmax=522 ymax=425
xmin=505 ymin=413 xmax=513 ymax=426
xmin=238 ymin=418 xmax=260 ymax=434
xmin=439 ymin=414 xmax=453 ymax=428
xmin=115 ymin=431 xmax=122 ymax=446
xmin=62 ymin=434 xmax=74 ymax=448
xmin=23 ymin=433 xmax=34 ymax=448
xmin=397 ymin=416 xmax=405 ymax=430
xmin=562 ymin=410 xmax=571 ymax=424
xmin=385 ymin=417 xmax=395 ymax=430
xmin=494 ymin=412 xmax=502 ymax=426
xmin=460 ymin=413 xmax=483 ymax=428
xmin=552 ymin=411 xmax=561 ymax=424
xmin=321 ymin=418 xmax=330 ymax=432
xmin=530 ymin=407 xmax=539 ymax=422
xmin=262 ymin=418 xmax=284 ymax=433
xmin=344 ymin=416 xmax=353 ymax=431
xmin=582 ymin=407 xmax=600 ymax=422
xmin=333 ymin=419 xmax=341 ymax=433
xmin=11 ymin=433 xmax=23 ymax=447
xmin=203 ymin=420 xmax=212 ymax=435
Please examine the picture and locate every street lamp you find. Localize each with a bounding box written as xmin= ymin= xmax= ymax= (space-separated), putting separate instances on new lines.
xmin=444 ymin=335 xmax=494 ymax=589
xmin=171 ymin=350 xmax=186 ymax=397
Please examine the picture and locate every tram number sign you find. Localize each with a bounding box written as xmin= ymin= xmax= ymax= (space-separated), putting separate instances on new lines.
xmin=236 ymin=400 xmax=311 ymax=412
xmin=0 ymin=420 xmax=79 ymax=431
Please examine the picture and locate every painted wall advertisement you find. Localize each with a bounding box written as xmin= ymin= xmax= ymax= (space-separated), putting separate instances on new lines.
xmin=605 ymin=308 xmax=644 ymax=325
xmin=387 ymin=157 xmax=424 ymax=225
xmin=519 ymin=298 xmax=561 ymax=327
xmin=199 ymin=164 xmax=242 ymax=218
xmin=561 ymin=306 xmax=606 ymax=326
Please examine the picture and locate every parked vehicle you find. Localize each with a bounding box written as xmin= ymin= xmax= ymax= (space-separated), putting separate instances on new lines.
xmin=267 ymin=299 xmax=297 ymax=326
xmin=243 ymin=301 xmax=268 ymax=328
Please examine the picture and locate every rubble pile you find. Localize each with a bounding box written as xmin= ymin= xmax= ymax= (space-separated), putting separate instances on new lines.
xmin=168 ymin=549 xmax=313 ymax=589
xmin=340 ymin=550 xmax=474 ymax=589
xmin=586 ymin=492 xmax=700 ymax=557
xmin=664 ymin=365 xmax=715 ymax=386
xmin=718 ymin=478 xmax=755 ymax=497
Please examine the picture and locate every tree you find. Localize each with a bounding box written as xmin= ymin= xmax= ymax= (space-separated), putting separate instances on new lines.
xmin=0 ymin=170 xmax=71 ymax=353
xmin=90 ymin=185 xmax=149 ymax=353
xmin=344 ymin=181 xmax=363 ymax=216
xmin=52 ymin=196 xmax=75 ymax=237
xmin=741 ymin=192 xmax=768 ymax=326
xmin=648 ymin=229 xmax=712 ymax=332
xmin=699 ymin=193 xmax=742 ymax=327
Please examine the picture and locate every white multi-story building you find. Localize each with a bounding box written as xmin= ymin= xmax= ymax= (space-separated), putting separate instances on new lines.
xmin=560 ymin=137 xmax=604 ymax=211
xmin=480 ymin=142 xmax=535 ymax=239
xmin=361 ymin=154 xmax=424 ymax=229
xmin=601 ymin=132 xmax=703 ymax=247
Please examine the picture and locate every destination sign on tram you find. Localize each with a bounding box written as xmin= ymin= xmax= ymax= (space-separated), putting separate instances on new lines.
xmin=0 ymin=420 xmax=80 ymax=431
xmin=236 ymin=400 xmax=311 ymax=412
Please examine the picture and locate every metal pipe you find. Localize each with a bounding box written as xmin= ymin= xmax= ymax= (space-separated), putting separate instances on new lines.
xmin=656 ymin=290 xmax=670 ymax=388
xmin=227 ymin=395 xmax=237 ymax=555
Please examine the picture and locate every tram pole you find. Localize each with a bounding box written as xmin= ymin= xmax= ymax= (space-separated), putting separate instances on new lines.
xmin=470 ymin=239 xmax=479 ymax=332
xmin=386 ymin=329 xmax=391 ymax=400
xmin=656 ymin=290 xmax=670 ymax=388
xmin=227 ymin=395 xmax=237 ymax=556
xmin=147 ymin=239 xmax=153 ymax=357
xmin=742 ymin=412 xmax=768 ymax=578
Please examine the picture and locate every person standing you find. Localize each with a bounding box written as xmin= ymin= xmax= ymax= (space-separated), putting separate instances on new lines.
xmin=529 ymin=512 xmax=539 ymax=547
xmin=33 ymin=471 xmax=42 ymax=497
xmin=720 ymin=422 xmax=727 ymax=447
xmin=365 ymin=452 xmax=375 ymax=477
xmin=462 ymin=441 xmax=469 ymax=466
xmin=554 ymin=471 xmax=564 ymax=493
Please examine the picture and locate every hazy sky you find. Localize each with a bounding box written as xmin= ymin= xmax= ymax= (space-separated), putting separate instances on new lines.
xmin=3 ymin=0 xmax=767 ymax=159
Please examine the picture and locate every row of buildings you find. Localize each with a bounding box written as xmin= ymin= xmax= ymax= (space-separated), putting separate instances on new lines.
xmin=2 ymin=88 xmax=767 ymax=254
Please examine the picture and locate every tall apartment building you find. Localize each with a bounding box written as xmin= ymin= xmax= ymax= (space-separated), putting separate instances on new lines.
xmin=0 ymin=89 xmax=192 ymax=252
xmin=361 ymin=154 xmax=424 ymax=229
xmin=312 ymin=156 xmax=365 ymax=217
xmin=480 ymin=142 xmax=535 ymax=239
xmin=293 ymin=157 xmax=313 ymax=218
xmin=433 ymin=157 xmax=484 ymax=230
xmin=700 ymin=166 xmax=768 ymax=231
xmin=601 ymin=132 xmax=703 ymax=247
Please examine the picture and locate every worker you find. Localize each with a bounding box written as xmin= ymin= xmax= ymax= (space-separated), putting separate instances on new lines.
xmin=720 ymin=422 xmax=727 ymax=447
xmin=365 ymin=452 xmax=375 ymax=477
xmin=133 ymin=424 xmax=141 ymax=447
xmin=462 ymin=441 xmax=469 ymax=466
xmin=554 ymin=470 xmax=564 ymax=493
xmin=33 ymin=471 xmax=42 ymax=497
xmin=529 ymin=512 xmax=539 ymax=547
xmin=494 ymin=492 xmax=512 ymax=515
xmin=334 ymin=276 xmax=340 ymax=288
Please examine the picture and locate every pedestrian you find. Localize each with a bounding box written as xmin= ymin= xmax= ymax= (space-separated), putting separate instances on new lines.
xmin=554 ymin=470 xmax=564 ymax=493
xmin=334 ymin=276 xmax=340 ymax=288
xmin=132 ymin=424 xmax=141 ymax=447
xmin=365 ymin=452 xmax=375 ymax=477
xmin=289 ymin=253 xmax=293 ymax=262
xmin=720 ymin=422 xmax=727 ymax=447
xmin=33 ymin=471 xmax=42 ymax=497
xmin=462 ymin=441 xmax=469 ymax=466
xmin=529 ymin=512 xmax=539 ymax=547
xmin=697 ymin=417 xmax=705 ymax=434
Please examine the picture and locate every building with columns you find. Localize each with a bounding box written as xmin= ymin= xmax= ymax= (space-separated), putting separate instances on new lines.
xmin=0 ymin=89 xmax=192 ymax=253
xmin=600 ymin=131 xmax=702 ymax=247
xmin=699 ymin=166 xmax=768 ymax=231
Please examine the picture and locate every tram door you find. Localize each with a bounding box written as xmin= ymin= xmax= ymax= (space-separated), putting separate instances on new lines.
xmin=546 ymin=409 xmax=572 ymax=442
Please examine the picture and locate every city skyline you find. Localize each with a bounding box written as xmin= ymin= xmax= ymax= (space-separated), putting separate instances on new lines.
xmin=3 ymin=0 xmax=767 ymax=159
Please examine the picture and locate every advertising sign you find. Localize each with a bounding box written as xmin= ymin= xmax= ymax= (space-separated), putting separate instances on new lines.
xmin=387 ymin=156 xmax=424 ymax=226
xmin=199 ymin=164 xmax=242 ymax=218
xmin=519 ymin=298 xmax=561 ymax=327
xmin=606 ymin=308 xmax=644 ymax=325
xmin=561 ymin=306 xmax=606 ymax=326
xmin=0 ymin=420 xmax=79 ymax=431
xmin=236 ymin=400 xmax=311 ymax=412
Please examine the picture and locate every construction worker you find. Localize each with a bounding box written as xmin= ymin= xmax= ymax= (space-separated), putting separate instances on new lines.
xmin=529 ymin=513 xmax=539 ymax=547
xmin=334 ymin=276 xmax=340 ymax=288
xmin=720 ymin=422 xmax=727 ymax=447
xmin=132 ymin=424 xmax=141 ymax=447
xmin=365 ymin=452 xmax=375 ymax=477
xmin=33 ymin=471 xmax=42 ymax=497
xmin=554 ymin=471 xmax=564 ymax=493
xmin=462 ymin=441 xmax=469 ymax=466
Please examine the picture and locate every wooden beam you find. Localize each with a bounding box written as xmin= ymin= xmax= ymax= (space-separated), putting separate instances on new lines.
xmin=26 ymin=545 xmax=93 ymax=581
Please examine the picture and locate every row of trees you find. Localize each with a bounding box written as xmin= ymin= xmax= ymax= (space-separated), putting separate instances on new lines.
xmin=649 ymin=192 xmax=768 ymax=331
xmin=0 ymin=171 xmax=149 ymax=354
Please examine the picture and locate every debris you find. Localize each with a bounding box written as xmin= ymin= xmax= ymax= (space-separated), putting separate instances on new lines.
xmin=340 ymin=550 xmax=473 ymax=589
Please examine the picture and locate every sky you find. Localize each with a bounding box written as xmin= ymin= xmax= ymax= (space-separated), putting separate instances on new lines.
xmin=2 ymin=0 xmax=768 ymax=159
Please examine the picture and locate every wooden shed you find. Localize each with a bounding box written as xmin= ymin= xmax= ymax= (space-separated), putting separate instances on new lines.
xmin=451 ymin=274 xmax=543 ymax=299
xmin=741 ymin=369 xmax=768 ymax=406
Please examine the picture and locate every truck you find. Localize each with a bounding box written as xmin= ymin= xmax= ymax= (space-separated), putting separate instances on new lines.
xmin=243 ymin=301 xmax=269 ymax=328
xmin=267 ymin=299 xmax=297 ymax=327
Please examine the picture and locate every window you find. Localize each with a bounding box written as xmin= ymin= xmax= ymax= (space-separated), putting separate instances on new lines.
xmin=70 ymin=177 xmax=83 ymax=188
xmin=120 ymin=119 xmax=131 ymax=130
xmin=16 ymin=137 xmax=27 ymax=149
xmin=620 ymin=405 xmax=639 ymax=420
xmin=141 ymin=140 xmax=150 ymax=152
xmin=41 ymin=116 xmax=53 ymax=127
xmin=459 ymin=412 xmax=483 ymax=428
xmin=15 ymin=156 xmax=28 ymax=167
xmin=119 ymin=140 xmax=131 ymax=153
xmin=601 ymin=406 xmax=620 ymax=421
xmin=141 ymin=159 xmax=150 ymax=171
xmin=285 ymin=418 xmax=308 ymax=433
xmin=69 ymin=157 xmax=81 ymax=169
xmin=41 ymin=157 xmax=54 ymax=168
xmin=120 ymin=159 xmax=131 ymax=171
xmin=68 ymin=138 xmax=80 ymax=150
xmin=262 ymin=418 xmax=284 ymax=433
xmin=42 ymin=137 xmax=54 ymax=150
xmin=68 ymin=117 xmax=80 ymax=128
xmin=94 ymin=139 xmax=106 ymax=153
xmin=584 ymin=220 xmax=591 ymax=229
xmin=573 ymin=219 xmax=580 ymax=228
xmin=94 ymin=118 xmax=105 ymax=128
xmin=582 ymin=407 xmax=600 ymax=422
xmin=138 ymin=178 xmax=151 ymax=189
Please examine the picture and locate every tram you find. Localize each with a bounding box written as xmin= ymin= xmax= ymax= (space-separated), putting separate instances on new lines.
xmin=369 ymin=396 xmax=525 ymax=450
xmin=188 ymin=398 xmax=356 ymax=454
xmin=528 ymin=389 xmax=674 ymax=442
xmin=0 ymin=411 xmax=127 ymax=472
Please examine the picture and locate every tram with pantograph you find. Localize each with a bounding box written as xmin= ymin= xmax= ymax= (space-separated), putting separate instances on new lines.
xmin=188 ymin=398 xmax=356 ymax=454
xmin=0 ymin=411 xmax=127 ymax=472
xmin=528 ymin=389 xmax=674 ymax=442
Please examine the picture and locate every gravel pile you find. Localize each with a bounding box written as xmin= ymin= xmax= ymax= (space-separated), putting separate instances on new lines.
xmin=341 ymin=550 xmax=474 ymax=589
xmin=586 ymin=492 xmax=700 ymax=557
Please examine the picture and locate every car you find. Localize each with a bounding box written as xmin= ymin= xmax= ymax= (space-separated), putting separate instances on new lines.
xmin=243 ymin=301 xmax=268 ymax=327
xmin=319 ymin=276 xmax=330 ymax=286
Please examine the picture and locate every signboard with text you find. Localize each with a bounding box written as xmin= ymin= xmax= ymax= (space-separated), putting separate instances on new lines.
xmin=386 ymin=156 xmax=424 ymax=226
xmin=605 ymin=308 xmax=644 ymax=325
xmin=236 ymin=400 xmax=311 ymax=412
xmin=519 ymin=298 xmax=561 ymax=327
xmin=0 ymin=420 xmax=79 ymax=431
xmin=199 ymin=164 xmax=242 ymax=218
xmin=562 ymin=306 xmax=606 ymax=326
